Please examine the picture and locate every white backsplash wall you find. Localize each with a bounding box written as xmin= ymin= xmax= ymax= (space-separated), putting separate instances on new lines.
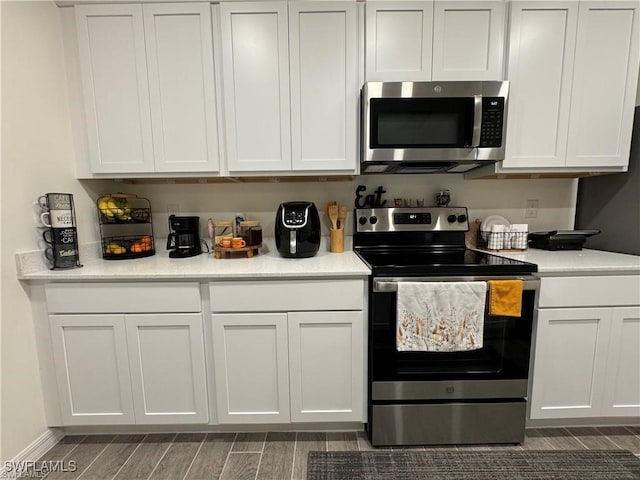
xmin=110 ymin=175 xmax=579 ymax=241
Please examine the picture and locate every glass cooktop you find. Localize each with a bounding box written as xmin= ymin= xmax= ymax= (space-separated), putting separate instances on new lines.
xmin=355 ymin=248 xmax=537 ymax=276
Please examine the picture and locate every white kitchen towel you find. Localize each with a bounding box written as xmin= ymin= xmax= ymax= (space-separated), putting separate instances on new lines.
xmin=396 ymin=281 xmax=487 ymax=352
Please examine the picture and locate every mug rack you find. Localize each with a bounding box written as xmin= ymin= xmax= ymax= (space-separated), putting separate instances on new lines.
xmin=39 ymin=192 xmax=82 ymax=270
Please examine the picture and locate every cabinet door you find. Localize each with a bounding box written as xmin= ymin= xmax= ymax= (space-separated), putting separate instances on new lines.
xmin=126 ymin=314 xmax=208 ymax=424
xmin=503 ymin=1 xmax=578 ymax=168
xmin=432 ymin=1 xmax=505 ymax=81
xmin=530 ymin=308 xmax=612 ymax=419
xmin=143 ymin=3 xmax=221 ymax=173
xmin=75 ymin=4 xmax=154 ymax=173
xmin=601 ymin=307 xmax=640 ymax=417
xmin=288 ymin=311 xmax=364 ymax=422
xmin=365 ymin=1 xmax=433 ymax=81
xmin=565 ymin=1 xmax=640 ymax=168
xmin=220 ymin=1 xmax=291 ymax=172
xmin=289 ymin=2 xmax=358 ymax=171
xmin=212 ymin=313 xmax=290 ymax=423
xmin=50 ymin=315 xmax=135 ymax=425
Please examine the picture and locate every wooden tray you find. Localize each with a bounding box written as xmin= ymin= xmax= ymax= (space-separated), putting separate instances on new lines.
xmin=214 ymin=244 xmax=262 ymax=259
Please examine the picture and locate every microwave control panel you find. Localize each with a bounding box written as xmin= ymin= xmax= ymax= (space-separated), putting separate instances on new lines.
xmin=479 ymin=97 xmax=504 ymax=148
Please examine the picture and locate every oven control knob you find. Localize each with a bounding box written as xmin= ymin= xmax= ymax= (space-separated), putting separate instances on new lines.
xmin=447 ymin=214 xmax=457 ymax=223
xmin=369 ymin=216 xmax=378 ymax=225
xmin=457 ymin=214 xmax=467 ymax=223
xmin=358 ymin=216 xmax=367 ymax=225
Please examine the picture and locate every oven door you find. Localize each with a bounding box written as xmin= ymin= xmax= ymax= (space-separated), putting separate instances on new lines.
xmin=369 ymin=276 xmax=539 ymax=401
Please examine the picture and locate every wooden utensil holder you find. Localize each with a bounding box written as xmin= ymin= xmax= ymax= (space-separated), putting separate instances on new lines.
xmin=330 ymin=228 xmax=344 ymax=253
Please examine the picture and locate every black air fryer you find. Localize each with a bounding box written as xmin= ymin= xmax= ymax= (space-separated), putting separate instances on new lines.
xmin=275 ymin=202 xmax=321 ymax=258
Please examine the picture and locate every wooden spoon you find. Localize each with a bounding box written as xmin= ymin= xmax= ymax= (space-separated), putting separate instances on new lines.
xmin=338 ymin=206 xmax=347 ymax=230
xmin=327 ymin=204 xmax=339 ymax=230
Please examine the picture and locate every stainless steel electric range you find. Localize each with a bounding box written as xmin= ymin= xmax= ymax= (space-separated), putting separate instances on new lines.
xmin=353 ymin=207 xmax=539 ymax=447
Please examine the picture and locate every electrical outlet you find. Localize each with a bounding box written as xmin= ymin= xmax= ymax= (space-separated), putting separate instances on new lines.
xmin=167 ymin=204 xmax=180 ymax=216
xmin=525 ymin=199 xmax=538 ymax=219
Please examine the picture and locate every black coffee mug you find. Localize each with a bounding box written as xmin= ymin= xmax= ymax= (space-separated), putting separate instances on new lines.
xmin=44 ymin=244 xmax=80 ymax=269
xmin=43 ymin=227 xmax=77 ymax=245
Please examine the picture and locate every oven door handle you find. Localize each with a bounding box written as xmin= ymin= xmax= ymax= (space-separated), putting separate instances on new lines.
xmin=373 ymin=276 xmax=540 ymax=292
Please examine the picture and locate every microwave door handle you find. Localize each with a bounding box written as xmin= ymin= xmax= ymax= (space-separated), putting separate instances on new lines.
xmin=471 ymin=95 xmax=482 ymax=147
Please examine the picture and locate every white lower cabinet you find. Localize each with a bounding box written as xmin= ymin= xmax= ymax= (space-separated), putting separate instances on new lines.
xmin=46 ymin=282 xmax=208 ymax=426
xmin=212 ymin=313 xmax=291 ymax=423
xmin=126 ymin=314 xmax=208 ymax=424
xmin=601 ymin=307 xmax=640 ymax=417
xmin=51 ymin=313 xmax=208 ymax=426
xmin=209 ymin=279 xmax=366 ymax=424
xmin=529 ymin=276 xmax=640 ymax=420
xmin=50 ymin=315 xmax=135 ymax=425
xmin=288 ymin=311 xmax=363 ymax=422
xmin=530 ymin=308 xmax=611 ymax=419
xmin=212 ymin=311 xmax=364 ymax=424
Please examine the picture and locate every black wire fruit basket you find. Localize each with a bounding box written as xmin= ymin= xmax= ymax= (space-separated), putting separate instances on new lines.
xmin=97 ymin=193 xmax=155 ymax=260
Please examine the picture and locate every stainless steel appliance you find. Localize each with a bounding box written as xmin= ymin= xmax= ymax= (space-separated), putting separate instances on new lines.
xmin=361 ymin=81 xmax=508 ymax=173
xmin=275 ymin=202 xmax=321 ymax=258
xmin=166 ymin=215 xmax=202 ymax=258
xmin=353 ymin=207 xmax=539 ymax=446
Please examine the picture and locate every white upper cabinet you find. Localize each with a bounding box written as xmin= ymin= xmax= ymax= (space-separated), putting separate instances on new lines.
xmin=566 ymin=0 xmax=640 ymax=168
xmin=365 ymin=0 xmax=505 ymax=81
xmin=432 ymin=1 xmax=506 ymax=81
xmin=76 ymin=4 xmax=154 ymax=173
xmin=75 ymin=3 xmax=221 ymax=174
xmin=491 ymin=0 xmax=639 ymax=174
xmin=143 ymin=3 xmax=221 ymax=173
xmin=220 ymin=1 xmax=359 ymax=173
xmin=365 ymin=1 xmax=434 ymax=81
xmin=289 ymin=2 xmax=358 ymax=171
xmin=503 ymin=1 xmax=578 ymax=168
xmin=220 ymin=1 xmax=291 ymax=172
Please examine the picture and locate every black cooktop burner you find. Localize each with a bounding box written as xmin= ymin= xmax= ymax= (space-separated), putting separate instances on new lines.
xmin=355 ymin=248 xmax=537 ymax=276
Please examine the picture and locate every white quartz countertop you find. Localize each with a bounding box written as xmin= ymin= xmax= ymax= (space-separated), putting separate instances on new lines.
xmin=16 ymin=238 xmax=371 ymax=281
xmin=17 ymin=239 xmax=640 ymax=281
xmin=487 ymin=248 xmax=640 ymax=276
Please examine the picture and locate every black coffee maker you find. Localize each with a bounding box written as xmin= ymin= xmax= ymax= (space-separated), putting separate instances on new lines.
xmin=167 ymin=215 xmax=202 ymax=258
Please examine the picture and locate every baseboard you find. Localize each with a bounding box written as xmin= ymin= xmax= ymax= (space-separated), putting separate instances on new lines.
xmin=526 ymin=417 xmax=640 ymax=428
xmin=0 ymin=428 xmax=65 ymax=475
xmin=62 ymin=422 xmax=365 ymax=435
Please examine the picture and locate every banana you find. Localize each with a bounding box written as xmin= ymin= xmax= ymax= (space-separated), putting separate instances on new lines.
xmin=105 ymin=243 xmax=126 ymax=254
xmin=98 ymin=197 xmax=115 ymax=219
xmin=98 ymin=197 xmax=114 ymax=219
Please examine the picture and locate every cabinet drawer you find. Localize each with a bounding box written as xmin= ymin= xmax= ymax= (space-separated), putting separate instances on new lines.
xmin=45 ymin=282 xmax=201 ymax=313
xmin=538 ymin=276 xmax=640 ymax=308
xmin=210 ymin=279 xmax=364 ymax=312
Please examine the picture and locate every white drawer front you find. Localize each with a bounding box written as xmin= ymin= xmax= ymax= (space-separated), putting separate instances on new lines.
xmin=538 ymin=276 xmax=640 ymax=308
xmin=45 ymin=283 xmax=201 ymax=313
xmin=210 ymin=279 xmax=364 ymax=312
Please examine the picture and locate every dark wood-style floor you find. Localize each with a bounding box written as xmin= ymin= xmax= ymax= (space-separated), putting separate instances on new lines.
xmin=28 ymin=427 xmax=640 ymax=479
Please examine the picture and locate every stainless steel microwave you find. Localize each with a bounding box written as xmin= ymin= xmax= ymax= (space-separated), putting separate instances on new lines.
xmin=361 ymin=81 xmax=509 ymax=174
